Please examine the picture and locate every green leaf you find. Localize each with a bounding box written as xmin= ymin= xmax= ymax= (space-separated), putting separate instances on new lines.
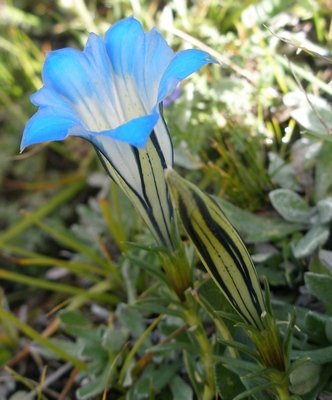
xmin=127 ymin=254 xmax=168 ymax=284
xmin=283 ymin=310 xmax=296 ymax=362
xmin=292 ymin=226 xmax=329 ymax=259
xmin=317 ymin=197 xmax=332 ymax=224
xmin=134 ymin=298 xmax=183 ymax=317
xmin=268 ymin=152 xmax=300 ymax=191
xmin=301 ymin=366 xmax=332 ymax=400
xmin=217 ymin=337 xmax=258 ymax=360
xmin=148 ymin=341 xmax=196 ymax=354
xmin=214 ymin=197 xmax=303 ymax=243
xmin=305 ymin=272 xmax=332 ymax=312
xmin=58 ymin=310 xmax=91 ymax=329
xmin=45 ymin=338 xmax=83 ymax=359
xmin=289 ymin=361 xmax=321 ymax=395
xmin=117 ymin=304 xmax=146 ymax=338
xmin=80 ymin=337 xmax=108 ymax=368
xmin=129 ymin=363 xmax=180 ymax=398
xmin=269 ymin=189 xmax=312 ymax=223
xmin=170 ymin=375 xmax=193 ymax=400
xmin=102 ymin=328 xmax=128 ymax=353
xmin=291 ymin=139 xmax=323 ymax=172
xmin=198 ymin=277 xmax=235 ymax=314
xmin=325 ymin=319 xmax=332 ymax=344
xmin=215 ymin=363 xmax=246 ymax=400
xmin=76 ymin=361 xmax=114 ymax=400
xmin=232 ymin=383 xmax=273 ymax=400
xmin=218 ymin=356 xmax=260 ymax=375
xmin=310 ymin=253 xmax=332 ymax=275
xmin=183 ymin=350 xmax=202 ymax=399
xmin=291 ymin=102 xmax=332 ymax=135
xmin=304 ymin=311 xmax=330 ymax=344
xmin=319 ymin=249 xmax=332 ymax=274
xmin=315 ymin=142 xmax=332 ymax=201
xmin=256 ymin=264 xmax=286 ymax=286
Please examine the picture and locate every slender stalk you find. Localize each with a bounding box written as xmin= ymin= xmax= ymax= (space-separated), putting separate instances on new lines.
xmin=195 ymin=289 xmax=238 ymax=359
xmin=276 ymin=386 xmax=291 ymax=400
xmin=274 ymin=375 xmax=291 ymax=400
xmin=118 ymin=314 xmax=163 ymax=385
xmin=183 ymin=291 xmax=216 ymax=399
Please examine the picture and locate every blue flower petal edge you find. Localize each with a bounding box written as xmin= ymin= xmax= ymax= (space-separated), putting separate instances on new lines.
xmin=21 ymin=16 xmax=216 ymax=152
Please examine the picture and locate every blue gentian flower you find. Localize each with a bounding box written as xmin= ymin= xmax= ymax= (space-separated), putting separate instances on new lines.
xmin=21 ymin=17 xmax=215 ymax=248
xmin=21 ymin=17 xmax=214 ymax=151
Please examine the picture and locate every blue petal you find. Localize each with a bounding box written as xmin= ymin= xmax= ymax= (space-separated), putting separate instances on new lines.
xmin=89 ymin=111 xmax=159 ymax=148
xmin=83 ymin=33 xmax=113 ymax=90
xmin=157 ymin=49 xmax=216 ymax=102
xmin=42 ymin=48 xmax=93 ymax=103
xmin=20 ymin=110 xmax=80 ymax=151
xmin=105 ymin=17 xmax=145 ymax=76
xmin=135 ymin=28 xmax=174 ymax=106
xmin=31 ymin=87 xmax=77 ymax=119
xmin=144 ymin=28 xmax=174 ymax=70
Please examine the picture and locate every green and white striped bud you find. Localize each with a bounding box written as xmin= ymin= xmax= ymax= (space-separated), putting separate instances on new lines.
xmin=165 ymin=169 xmax=266 ymax=330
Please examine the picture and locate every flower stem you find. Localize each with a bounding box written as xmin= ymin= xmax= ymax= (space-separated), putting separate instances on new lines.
xmin=183 ymin=291 xmax=216 ymax=399
xmin=275 ymin=383 xmax=291 ymax=400
xmin=195 ymin=289 xmax=238 ymax=360
xmin=159 ymin=237 xmax=214 ymax=396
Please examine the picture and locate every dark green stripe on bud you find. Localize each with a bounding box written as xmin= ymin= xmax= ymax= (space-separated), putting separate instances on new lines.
xmin=165 ymin=169 xmax=266 ymax=330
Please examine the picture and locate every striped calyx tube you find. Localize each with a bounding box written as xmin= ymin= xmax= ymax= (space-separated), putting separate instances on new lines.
xmin=94 ymin=115 xmax=175 ymax=251
xmin=165 ymin=168 xmax=266 ymax=330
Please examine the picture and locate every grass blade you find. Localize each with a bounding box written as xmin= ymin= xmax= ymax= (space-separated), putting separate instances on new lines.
xmin=0 ymin=181 xmax=85 ymax=246
xmin=0 ymin=307 xmax=86 ymax=370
